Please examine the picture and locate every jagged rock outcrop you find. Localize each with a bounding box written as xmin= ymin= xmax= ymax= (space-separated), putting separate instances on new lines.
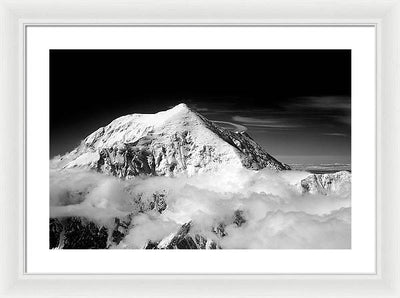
xmin=130 ymin=190 xmax=168 ymax=213
xmin=144 ymin=222 xmax=219 ymax=250
xmin=299 ymin=171 xmax=351 ymax=195
xmin=143 ymin=210 xmax=247 ymax=250
xmin=150 ymin=191 xmax=168 ymax=213
xmin=49 ymin=214 xmax=133 ymax=249
xmin=211 ymin=209 xmax=246 ymax=239
xmin=53 ymin=103 xmax=289 ymax=178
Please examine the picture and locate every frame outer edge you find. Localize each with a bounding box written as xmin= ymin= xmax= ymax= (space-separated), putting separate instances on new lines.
xmin=0 ymin=1 xmax=20 ymax=294
xmin=381 ymin=1 xmax=400 ymax=295
xmin=0 ymin=1 xmax=399 ymax=297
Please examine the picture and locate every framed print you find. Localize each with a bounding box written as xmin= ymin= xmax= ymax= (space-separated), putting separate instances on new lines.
xmin=26 ymin=26 xmax=375 ymax=274
xmin=0 ymin=0 xmax=400 ymax=297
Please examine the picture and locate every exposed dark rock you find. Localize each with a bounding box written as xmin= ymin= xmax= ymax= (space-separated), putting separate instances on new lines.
xmin=213 ymin=223 xmax=227 ymax=238
xmin=111 ymin=214 xmax=133 ymax=245
xmin=161 ymin=222 xmax=193 ymax=249
xmin=176 ymin=234 xmax=198 ymax=249
xmin=233 ymin=210 xmax=246 ymax=227
xmin=49 ymin=214 xmax=133 ymax=249
xmin=195 ymin=234 xmax=207 ymax=248
xmin=211 ymin=210 xmax=246 ymax=240
xmin=147 ymin=222 xmax=219 ymax=249
xmin=97 ymin=145 xmax=155 ymax=178
xmin=49 ymin=218 xmax=64 ymax=248
xmin=152 ymin=191 xmax=167 ymax=213
xmin=144 ymin=241 xmax=159 ymax=249
xmin=194 ymin=234 xmax=218 ymax=249
xmin=131 ymin=190 xmax=168 ymax=214
xmin=62 ymin=217 xmax=108 ymax=249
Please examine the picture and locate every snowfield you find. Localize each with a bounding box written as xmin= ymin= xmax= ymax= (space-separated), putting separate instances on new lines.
xmin=49 ymin=104 xmax=351 ymax=249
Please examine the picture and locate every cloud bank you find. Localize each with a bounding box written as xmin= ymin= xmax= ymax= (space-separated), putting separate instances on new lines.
xmin=50 ymin=167 xmax=351 ymax=249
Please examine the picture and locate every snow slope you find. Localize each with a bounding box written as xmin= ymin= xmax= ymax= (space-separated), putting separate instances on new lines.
xmin=54 ymin=103 xmax=289 ymax=178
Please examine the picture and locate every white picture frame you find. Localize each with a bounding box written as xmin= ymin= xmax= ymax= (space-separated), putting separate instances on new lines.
xmin=1 ymin=0 xmax=400 ymax=296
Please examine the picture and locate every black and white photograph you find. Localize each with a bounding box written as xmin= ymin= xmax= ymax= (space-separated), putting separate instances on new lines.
xmin=49 ymin=49 xmax=351 ymax=249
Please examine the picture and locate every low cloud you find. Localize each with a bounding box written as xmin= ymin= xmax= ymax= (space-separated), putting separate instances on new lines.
xmin=212 ymin=120 xmax=248 ymax=132
xmin=119 ymin=213 xmax=180 ymax=249
xmin=221 ymin=208 xmax=350 ymax=249
xmin=323 ymin=133 xmax=348 ymax=137
xmin=288 ymin=96 xmax=351 ymax=126
xmin=232 ymin=116 xmax=301 ymax=129
xmin=50 ymin=168 xmax=351 ymax=249
xmin=305 ymin=96 xmax=351 ymax=111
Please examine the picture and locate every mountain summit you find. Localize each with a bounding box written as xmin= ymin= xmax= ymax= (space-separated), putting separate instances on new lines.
xmin=54 ymin=103 xmax=290 ymax=178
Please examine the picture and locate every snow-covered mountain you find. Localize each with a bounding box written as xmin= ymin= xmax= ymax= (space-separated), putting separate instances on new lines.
xmin=54 ymin=103 xmax=289 ymax=178
xmin=49 ymin=103 xmax=352 ymax=250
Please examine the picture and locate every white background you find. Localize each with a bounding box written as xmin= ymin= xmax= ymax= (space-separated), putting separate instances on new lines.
xmin=26 ymin=26 xmax=376 ymax=274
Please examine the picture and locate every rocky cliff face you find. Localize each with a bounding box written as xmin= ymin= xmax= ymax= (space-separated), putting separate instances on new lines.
xmin=299 ymin=171 xmax=351 ymax=195
xmin=50 ymin=214 xmax=133 ymax=249
xmin=144 ymin=222 xmax=219 ymax=250
xmin=53 ymin=103 xmax=289 ymax=178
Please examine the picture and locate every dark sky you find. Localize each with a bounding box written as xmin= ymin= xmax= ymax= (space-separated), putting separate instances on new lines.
xmin=50 ymin=50 xmax=351 ymax=165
